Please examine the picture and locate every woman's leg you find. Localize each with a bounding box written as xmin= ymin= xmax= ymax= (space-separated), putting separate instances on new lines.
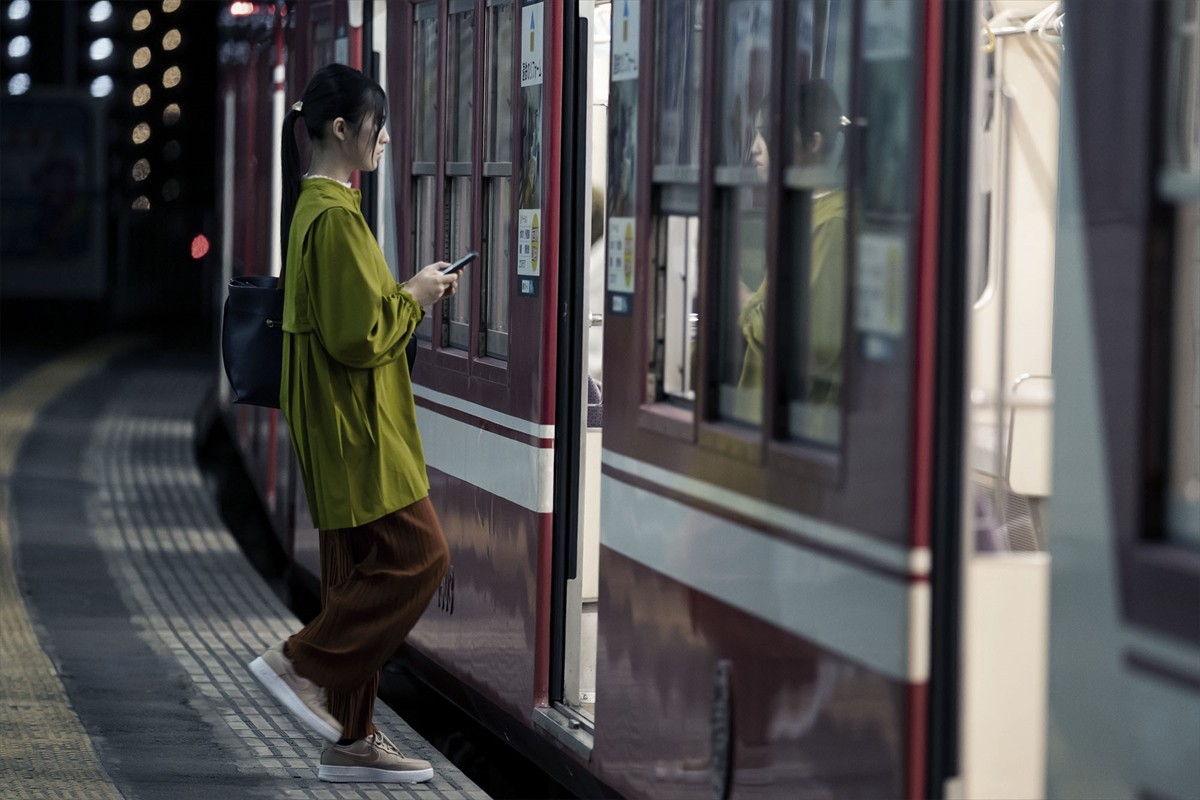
xmin=285 ymin=498 xmax=450 ymax=740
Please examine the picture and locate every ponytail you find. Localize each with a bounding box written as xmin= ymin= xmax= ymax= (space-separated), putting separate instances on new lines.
xmin=280 ymin=106 xmax=304 ymax=269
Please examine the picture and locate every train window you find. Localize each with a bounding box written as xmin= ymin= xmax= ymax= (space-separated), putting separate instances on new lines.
xmin=712 ymin=0 xmax=772 ymax=427
xmin=482 ymin=0 xmax=514 ymax=361
xmin=411 ymin=2 xmax=438 ymax=341
xmin=652 ymin=215 xmax=700 ymax=402
xmin=654 ymin=0 xmax=703 ymax=173
xmin=1161 ymin=0 xmax=1200 ymax=546
xmin=781 ymin=0 xmax=852 ymax=446
xmin=650 ymin=0 xmax=703 ymax=406
xmin=441 ymin=3 xmax=475 ymax=352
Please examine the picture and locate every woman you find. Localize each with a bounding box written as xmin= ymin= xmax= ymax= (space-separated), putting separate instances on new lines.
xmin=248 ymin=63 xmax=458 ymax=785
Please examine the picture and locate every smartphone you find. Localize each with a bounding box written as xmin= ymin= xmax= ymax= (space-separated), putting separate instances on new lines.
xmin=441 ymin=251 xmax=478 ymax=275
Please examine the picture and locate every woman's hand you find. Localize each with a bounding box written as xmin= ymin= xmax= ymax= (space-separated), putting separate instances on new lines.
xmin=403 ymin=263 xmax=459 ymax=307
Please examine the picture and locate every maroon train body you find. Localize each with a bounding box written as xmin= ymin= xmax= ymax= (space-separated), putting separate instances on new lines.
xmin=214 ymin=2 xmax=1200 ymax=799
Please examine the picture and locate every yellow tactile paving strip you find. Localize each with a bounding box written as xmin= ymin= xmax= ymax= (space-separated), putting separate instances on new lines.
xmin=0 ymin=335 xmax=138 ymax=800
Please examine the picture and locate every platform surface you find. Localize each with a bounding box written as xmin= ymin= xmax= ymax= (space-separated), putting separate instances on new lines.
xmin=0 ymin=334 xmax=490 ymax=800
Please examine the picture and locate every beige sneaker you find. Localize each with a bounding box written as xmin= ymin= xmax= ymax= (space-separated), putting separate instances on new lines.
xmin=248 ymin=642 xmax=342 ymax=742
xmin=318 ymin=731 xmax=434 ymax=783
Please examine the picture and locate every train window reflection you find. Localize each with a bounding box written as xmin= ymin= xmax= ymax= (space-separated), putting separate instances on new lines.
xmin=442 ymin=6 xmax=475 ymax=352
xmin=444 ymin=177 xmax=473 ymax=350
xmin=412 ymin=5 xmax=438 ymax=166
xmin=783 ymin=1 xmax=852 ymax=446
xmin=713 ymin=0 xmax=771 ymax=426
xmin=413 ymin=176 xmax=437 ymax=342
xmin=717 ymin=185 xmax=768 ymax=425
xmin=484 ymin=177 xmax=512 ymax=359
xmin=653 ymin=215 xmax=700 ymax=403
xmin=716 ymin=0 xmax=771 ymax=170
xmin=447 ymin=7 xmax=474 ymax=163
xmin=411 ymin=4 xmax=438 ymax=342
xmin=484 ymin=1 xmax=513 ymax=164
xmin=482 ymin=0 xmax=513 ymax=361
xmin=654 ymin=0 xmax=703 ymax=170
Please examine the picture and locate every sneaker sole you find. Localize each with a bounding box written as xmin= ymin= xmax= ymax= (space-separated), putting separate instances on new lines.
xmin=248 ymin=656 xmax=341 ymax=743
xmin=318 ymin=765 xmax=434 ymax=783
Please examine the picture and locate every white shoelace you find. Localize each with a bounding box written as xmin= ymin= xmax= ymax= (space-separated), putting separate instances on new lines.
xmin=367 ymin=731 xmax=404 ymax=757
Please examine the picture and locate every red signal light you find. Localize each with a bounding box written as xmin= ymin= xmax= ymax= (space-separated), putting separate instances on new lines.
xmin=191 ymin=234 xmax=210 ymax=259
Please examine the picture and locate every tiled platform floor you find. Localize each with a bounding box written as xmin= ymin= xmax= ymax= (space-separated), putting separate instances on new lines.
xmin=1 ymin=336 xmax=489 ymax=800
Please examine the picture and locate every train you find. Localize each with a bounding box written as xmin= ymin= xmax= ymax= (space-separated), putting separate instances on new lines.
xmin=212 ymin=1 xmax=1200 ymax=798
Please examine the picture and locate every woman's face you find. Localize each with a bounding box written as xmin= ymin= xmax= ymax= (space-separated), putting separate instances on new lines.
xmin=750 ymin=110 xmax=769 ymax=180
xmin=352 ymin=115 xmax=389 ymax=172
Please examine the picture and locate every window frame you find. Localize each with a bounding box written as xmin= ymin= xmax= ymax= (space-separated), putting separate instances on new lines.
xmin=391 ymin=0 xmax=559 ymax=417
xmin=604 ymin=0 xmax=926 ymax=542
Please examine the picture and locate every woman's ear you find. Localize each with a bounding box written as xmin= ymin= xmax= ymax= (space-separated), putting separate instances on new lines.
xmin=330 ymin=117 xmax=348 ymax=142
xmin=808 ymin=131 xmax=823 ymax=156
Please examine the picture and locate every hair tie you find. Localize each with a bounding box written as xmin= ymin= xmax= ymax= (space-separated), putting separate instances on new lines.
xmin=291 ymin=100 xmax=303 ymax=114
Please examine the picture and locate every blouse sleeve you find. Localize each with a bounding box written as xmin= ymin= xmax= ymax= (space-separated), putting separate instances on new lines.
xmin=307 ymin=207 xmax=425 ymax=369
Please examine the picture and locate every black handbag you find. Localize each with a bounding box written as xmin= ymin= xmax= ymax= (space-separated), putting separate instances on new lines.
xmin=221 ymin=273 xmax=419 ymax=409
xmin=222 ymin=275 xmax=284 ymax=408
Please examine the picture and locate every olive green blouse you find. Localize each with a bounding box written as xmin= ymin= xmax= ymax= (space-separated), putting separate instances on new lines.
xmin=280 ymin=178 xmax=427 ymax=530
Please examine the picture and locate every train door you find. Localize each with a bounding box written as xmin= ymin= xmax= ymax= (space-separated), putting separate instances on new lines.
xmin=543 ymin=0 xmax=610 ymax=745
xmin=1045 ymin=2 xmax=1200 ymax=798
xmin=954 ymin=2 xmax=1061 ymax=798
xmin=591 ymin=1 xmax=965 ymax=797
xmin=384 ymin=0 xmax=578 ymax=747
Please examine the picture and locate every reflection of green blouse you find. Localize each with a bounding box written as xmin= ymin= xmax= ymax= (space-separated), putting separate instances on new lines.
xmin=738 ymin=190 xmax=847 ymax=400
xmin=281 ymin=178 xmax=427 ymax=530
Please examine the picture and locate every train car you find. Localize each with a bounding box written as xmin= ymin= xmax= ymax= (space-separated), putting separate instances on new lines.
xmin=213 ymin=1 xmax=1199 ymax=798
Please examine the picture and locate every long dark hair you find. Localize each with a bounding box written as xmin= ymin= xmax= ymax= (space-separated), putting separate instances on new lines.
xmin=280 ymin=63 xmax=387 ymax=265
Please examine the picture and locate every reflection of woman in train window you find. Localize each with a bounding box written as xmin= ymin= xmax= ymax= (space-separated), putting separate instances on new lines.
xmin=739 ymin=79 xmax=847 ymax=428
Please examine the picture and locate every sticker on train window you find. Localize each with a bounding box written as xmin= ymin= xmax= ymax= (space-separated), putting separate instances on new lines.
xmin=612 ymin=0 xmax=639 ymax=81
xmin=520 ymin=1 xmax=543 ymax=87
xmin=607 ymin=216 xmax=635 ymax=315
xmin=517 ymin=208 xmax=541 ymax=296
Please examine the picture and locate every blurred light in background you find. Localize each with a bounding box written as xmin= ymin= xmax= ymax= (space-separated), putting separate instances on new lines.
xmin=88 ymin=36 xmax=113 ymax=61
xmin=7 ymin=0 xmax=30 ymax=22
xmin=7 ymin=33 xmax=29 ymax=58
xmin=7 ymin=71 xmax=29 ymax=94
xmin=190 ymin=234 xmax=209 ymax=259
xmin=90 ymin=75 xmax=113 ymax=97
xmin=88 ymin=1 xmax=112 ymax=24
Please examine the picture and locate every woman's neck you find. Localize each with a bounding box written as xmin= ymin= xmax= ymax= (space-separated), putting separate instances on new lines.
xmin=305 ymin=150 xmax=355 ymax=184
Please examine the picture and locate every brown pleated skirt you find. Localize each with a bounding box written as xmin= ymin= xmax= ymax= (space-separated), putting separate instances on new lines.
xmin=285 ymin=497 xmax=449 ymax=740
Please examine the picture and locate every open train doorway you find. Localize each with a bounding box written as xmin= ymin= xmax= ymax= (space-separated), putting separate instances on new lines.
xmin=544 ymin=0 xmax=610 ymax=745
xmin=572 ymin=0 xmax=611 ymax=723
xmin=953 ymin=2 xmax=1062 ymax=797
